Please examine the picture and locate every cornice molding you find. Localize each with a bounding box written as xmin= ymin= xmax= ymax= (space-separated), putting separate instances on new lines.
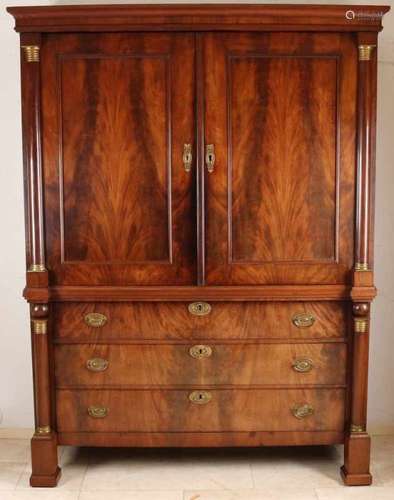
xmin=7 ymin=4 xmax=390 ymax=33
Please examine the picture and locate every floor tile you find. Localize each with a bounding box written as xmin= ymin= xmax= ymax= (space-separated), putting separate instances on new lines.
xmin=82 ymin=448 xmax=253 ymax=491
xmin=184 ymin=489 xmax=318 ymax=499
xmin=0 ymin=438 xmax=393 ymax=497
xmin=0 ymin=492 xmax=79 ymax=500
xmin=251 ymin=446 xmax=343 ymax=489
xmin=0 ymin=462 xmax=26 ymax=490
xmin=60 ymin=446 xmax=91 ymax=467
xmin=316 ymin=486 xmax=394 ymax=500
xmin=0 ymin=440 xmax=30 ymax=463
xmin=372 ymin=462 xmax=394 ymax=487
xmin=80 ymin=491 xmax=183 ymax=500
xmin=372 ymin=435 xmax=394 ymax=460
xmin=370 ymin=436 xmax=394 ymax=486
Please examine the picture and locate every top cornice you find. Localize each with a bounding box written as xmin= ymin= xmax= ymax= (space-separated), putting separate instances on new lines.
xmin=7 ymin=4 xmax=391 ymax=33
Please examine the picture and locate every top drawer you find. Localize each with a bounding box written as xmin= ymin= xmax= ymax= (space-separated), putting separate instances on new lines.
xmin=53 ymin=301 xmax=348 ymax=341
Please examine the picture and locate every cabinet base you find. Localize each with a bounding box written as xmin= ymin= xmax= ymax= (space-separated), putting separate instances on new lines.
xmin=58 ymin=430 xmax=344 ymax=447
xmin=340 ymin=466 xmax=372 ymax=486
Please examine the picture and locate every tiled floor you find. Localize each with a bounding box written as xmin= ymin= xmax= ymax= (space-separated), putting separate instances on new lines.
xmin=0 ymin=436 xmax=394 ymax=499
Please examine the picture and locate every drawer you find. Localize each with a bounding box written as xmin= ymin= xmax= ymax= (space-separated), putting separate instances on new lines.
xmin=54 ymin=343 xmax=347 ymax=387
xmin=56 ymin=388 xmax=345 ymax=432
xmin=53 ymin=301 xmax=348 ymax=340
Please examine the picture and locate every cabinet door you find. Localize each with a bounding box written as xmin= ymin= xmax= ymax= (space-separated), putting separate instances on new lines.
xmin=42 ymin=34 xmax=195 ymax=285
xmin=203 ymin=33 xmax=356 ymax=285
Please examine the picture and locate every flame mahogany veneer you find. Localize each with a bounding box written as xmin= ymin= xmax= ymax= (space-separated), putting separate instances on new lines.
xmin=8 ymin=3 xmax=389 ymax=488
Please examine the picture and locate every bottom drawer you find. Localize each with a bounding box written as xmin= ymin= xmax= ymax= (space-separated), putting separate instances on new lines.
xmin=56 ymin=388 xmax=345 ymax=433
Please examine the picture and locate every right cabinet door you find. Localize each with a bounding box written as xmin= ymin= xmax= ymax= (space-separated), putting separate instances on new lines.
xmin=203 ymin=33 xmax=357 ymax=285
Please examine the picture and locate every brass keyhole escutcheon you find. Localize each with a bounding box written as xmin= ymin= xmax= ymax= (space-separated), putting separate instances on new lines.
xmin=86 ymin=358 xmax=109 ymax=372
xmin=188 ymin=302 xmax=212 ymax=316
xmin=183 ymin=143 xmax=192 ymax=172
xmin=189 ymin=344 xmax=212 ymax=359
xmin=292 ymin=312 xmax=315 ymax=328
xmin=205 ymin=144 xmax=215 ymax=173
xmin=189 ymin=391 xmax=212 ymax=405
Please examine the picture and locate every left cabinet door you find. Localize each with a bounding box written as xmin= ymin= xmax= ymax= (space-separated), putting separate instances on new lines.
xmin=41 ymin=34 xmax=196 ymax=285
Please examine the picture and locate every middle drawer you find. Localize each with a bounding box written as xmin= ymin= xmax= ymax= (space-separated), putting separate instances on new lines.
xmin=54 ymin=343 xmax=346 ymax=387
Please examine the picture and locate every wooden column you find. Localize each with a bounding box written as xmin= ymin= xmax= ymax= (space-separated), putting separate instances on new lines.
xmin=20 ymin=33 xmax=48 ymax=289
xmin=20 ymin=33 xmax=60 ymax=487
xmin=354 ymin=33 xmax=377 ymax=274
xmin=341 ymin=302 xmax=372 ymax=485
xmin=343 ymin=32 xmax=378 ymax=487
xmin=30 ymin=303 xmax=60 ymax=487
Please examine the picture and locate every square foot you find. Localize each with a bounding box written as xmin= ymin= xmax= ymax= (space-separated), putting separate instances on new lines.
xmin=30 ymin=466 xmax=62 ymax=487
xmin=340 ymin=465 xmax=372 ymax=486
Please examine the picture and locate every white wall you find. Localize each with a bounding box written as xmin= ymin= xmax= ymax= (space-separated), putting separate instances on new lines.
xmin=0 ymin=0 xmax=393 ymax=435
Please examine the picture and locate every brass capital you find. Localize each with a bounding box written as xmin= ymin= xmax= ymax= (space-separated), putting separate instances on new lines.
xmin=31 ymin=319 xmax=47 ymax=335
xmin=21 ymin=45 xmax=40 ymax=63
xmin=354 ymin=318 xmax=368 ymax=334
xmin=358 ymin=45 xmax=376 ymax=61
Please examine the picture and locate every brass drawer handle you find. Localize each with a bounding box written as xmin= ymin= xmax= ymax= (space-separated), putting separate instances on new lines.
xmin=189 ymin=391 xmax=212 ymax=405
xmin=292 ymin=358 xmax=313 ymax=373
xmin=88 ymin=406 xmax=108 ymax=418
xmin=183 ymin=143 xmax=192 ymax=172
xmin=84 ymin=312 xmax=107 ymax=328
xmin=292 ymin=404 xmax=314 ymax=419
xmin=86 ymin=358 xmax=109 ymax=372
xmin=189 ymin=344 xmax=212 ymax=359
xmin=292 ymin=313 xmax=315 ymax=328
xmin=188 ymin=302 xmax=212 ymax=316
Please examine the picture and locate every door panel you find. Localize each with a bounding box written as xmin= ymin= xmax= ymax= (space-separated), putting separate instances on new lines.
xmin=204 ymin=33 xmax=356 ymax=285
xmin=42 ymin=34 xmax=196 ymax=285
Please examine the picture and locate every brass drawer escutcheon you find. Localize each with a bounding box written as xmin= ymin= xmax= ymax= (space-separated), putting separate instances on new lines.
xmin=189 ymin=391 xmax=212 ymax=405
xmin=291 ymin=404 xmax=314 ymax=419
xmin=292 ymin=358 xmax=314 ymax=373
xmin=189 ymin=345 xmax=213 ymax=359
xmin=292 ymin=313 xmax=315 ymax=328
xmin=84 ymin=312 xmax=107 ymax=328
xmin=188 ymin=302 xmax=212 ymax=316
xmin=86 ymin=358 xmax=109 ymax=372
xmin=88 ymin=406 xmax=108 ymax=418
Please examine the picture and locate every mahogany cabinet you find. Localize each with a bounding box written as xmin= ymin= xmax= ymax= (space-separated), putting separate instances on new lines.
xmin=8 ymin=3 xmax=389 ymax=487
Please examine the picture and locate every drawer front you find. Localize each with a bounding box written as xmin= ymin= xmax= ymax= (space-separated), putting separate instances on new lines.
xmin=54 ymin=301 xmax=347 ymax=340
xmin=55 ymin=343 xmax=347 ymax=387
xmin=56 ymin=388 xmax=345 ymax=432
